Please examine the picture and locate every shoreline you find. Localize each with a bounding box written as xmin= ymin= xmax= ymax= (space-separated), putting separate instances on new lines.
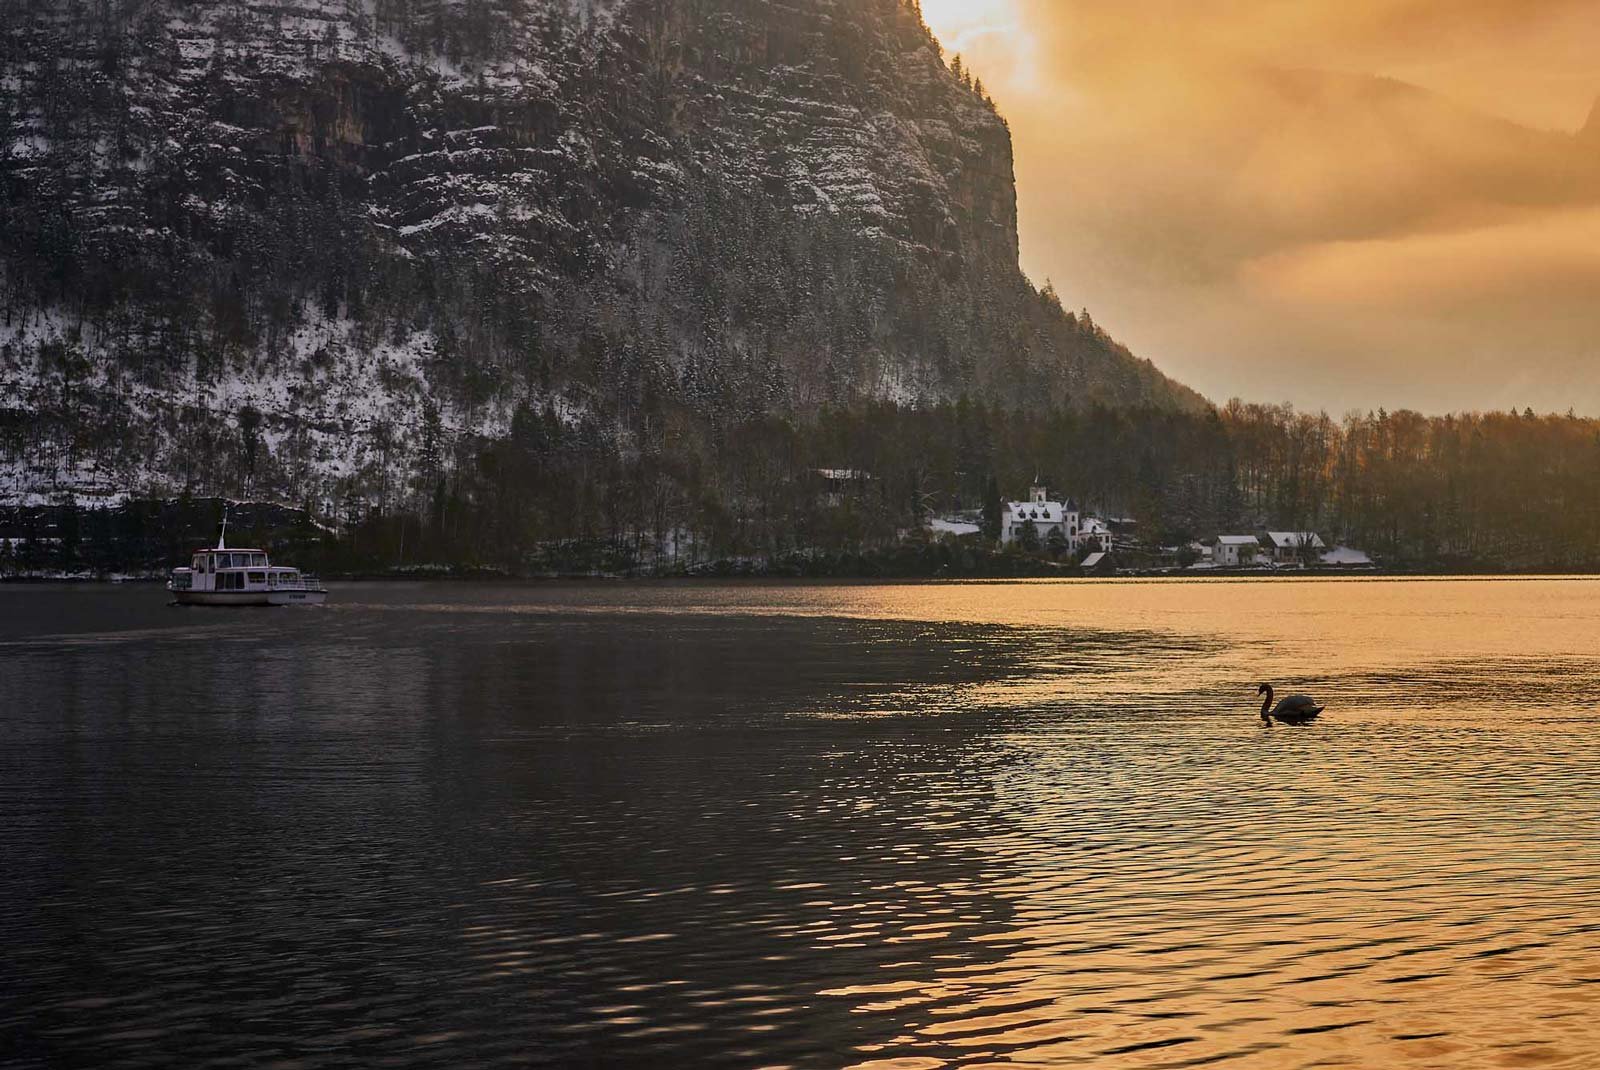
xmin=6 ymin=567 xmax=1598 ymax=585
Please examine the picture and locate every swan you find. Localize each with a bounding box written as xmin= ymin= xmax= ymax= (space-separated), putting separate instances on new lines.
xmin=1258 ymin=683 xmax=1324 ymax=725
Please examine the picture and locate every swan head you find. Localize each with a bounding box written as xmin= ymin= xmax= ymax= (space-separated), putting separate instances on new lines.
xmin=1256 ymin=682 xmax=1272 ymax=696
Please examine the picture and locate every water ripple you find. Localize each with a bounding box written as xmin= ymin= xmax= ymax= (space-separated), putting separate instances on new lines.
xmin=3 ymin=580 xmax=1599 ymax=1067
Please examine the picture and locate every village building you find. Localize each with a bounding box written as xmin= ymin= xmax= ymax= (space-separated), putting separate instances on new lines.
xmin=812 ymin=468 xmax=872 ymax=507
xmin=1212 ymin=535 xmax=1260 ymax=567
xmin=1080 ymin=550 xmax=1117 ymax=574
xmin=1000 ymin=485 xmax=1072 ymax=547
xmin=1078 ymin=516 xmax=1113 ymax=552
xmin=999 ymin=484 xmax=1112 ymax=553
xmin=1265 ymin=531 xmax=1327 ymax=563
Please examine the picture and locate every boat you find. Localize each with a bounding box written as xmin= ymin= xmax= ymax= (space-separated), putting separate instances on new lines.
xmin=167 ymin=521 xmax=327 ymax=606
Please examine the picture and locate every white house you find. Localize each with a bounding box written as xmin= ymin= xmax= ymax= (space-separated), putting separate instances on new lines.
xmin=1078 ymin=516 xmax=1113 ymax=552
xmin=1000 ymin=485 xmax=1112 ymax=552
xmin=1001 ymin=485 xmax=1074 ymax=547
xmin=1266 ymin=531 xmax=1327 ymax=563
xmin=1213 ymin=535 xmax=1260 ymax=567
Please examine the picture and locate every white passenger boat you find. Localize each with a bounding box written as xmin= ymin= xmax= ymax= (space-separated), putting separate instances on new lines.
xmin=167 ymin=524 xmax=327 ymax=606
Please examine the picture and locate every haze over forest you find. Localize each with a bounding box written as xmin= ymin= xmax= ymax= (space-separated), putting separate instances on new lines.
xmin=922 ymin=0 xmax=1600 ymax=415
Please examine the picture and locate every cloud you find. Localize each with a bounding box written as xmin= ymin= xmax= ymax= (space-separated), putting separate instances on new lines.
xmin=922 ymin=1 xmax=1600 ymax=413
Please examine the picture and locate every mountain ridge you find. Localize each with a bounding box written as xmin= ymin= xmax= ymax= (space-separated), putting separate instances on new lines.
xmin=0 ymin=0 xmax=1204 ymax=514
xmin=1581 ymin=95 xmax=1600 ymax=146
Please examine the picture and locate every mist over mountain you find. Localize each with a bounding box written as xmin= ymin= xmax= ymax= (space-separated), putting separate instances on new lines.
xmin=0 ymin=0 xmax=1202 ymax=513
xmin=1581 ymin=95 xmax=1600 ymax=148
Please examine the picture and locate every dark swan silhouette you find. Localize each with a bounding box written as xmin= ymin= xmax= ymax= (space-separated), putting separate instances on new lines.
xmin=1258 ymin=683 xmax=1324 ymax=725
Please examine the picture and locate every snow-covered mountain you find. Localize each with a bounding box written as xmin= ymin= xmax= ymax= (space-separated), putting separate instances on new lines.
xmin=0 ymin=0 xmax=1203 ymax=512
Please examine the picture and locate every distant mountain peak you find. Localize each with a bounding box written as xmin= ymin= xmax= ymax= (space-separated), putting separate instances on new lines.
xmin=1581 ymin=95 xmax=1600 ymax=145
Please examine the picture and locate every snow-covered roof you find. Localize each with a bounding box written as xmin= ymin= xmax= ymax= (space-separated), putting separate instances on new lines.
xmin=1320 ymin=545 xmax=1373 ymax=565
xmin=1266 ymin=531 xmax=1326 ymax=549
xmin=1216 ymin=535 xmax=1260 ymax=546
xmin=1080 ymin=517 xmax=1111 ymax=534
xmin=929 ymin=518 xmax=981 ymax=537
xmin=1004 ymin=500 xmax=1066 ymax=522
xmin=1080 ymin=552 xmax=1108 ymax=569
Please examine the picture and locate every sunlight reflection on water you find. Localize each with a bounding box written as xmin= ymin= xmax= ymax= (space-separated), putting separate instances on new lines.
xmin=2 ymin=579 xmax=1599 ymax=1068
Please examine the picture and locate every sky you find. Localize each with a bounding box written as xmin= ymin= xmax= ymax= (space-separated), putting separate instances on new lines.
xmin=919 ymin=0 xmax=1600 ymax=415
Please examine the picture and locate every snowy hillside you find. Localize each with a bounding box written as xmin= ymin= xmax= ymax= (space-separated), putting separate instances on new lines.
xmin=0 ymin=0 xmax=1204 ymax=514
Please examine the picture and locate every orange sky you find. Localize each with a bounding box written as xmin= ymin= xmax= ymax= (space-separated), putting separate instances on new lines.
xmin=921 ymin=0 xmax=1600 ymax=414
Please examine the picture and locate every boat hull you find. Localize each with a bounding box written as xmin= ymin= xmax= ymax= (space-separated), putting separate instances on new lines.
xmin=173 ymin=589 xmax=327 ymax=607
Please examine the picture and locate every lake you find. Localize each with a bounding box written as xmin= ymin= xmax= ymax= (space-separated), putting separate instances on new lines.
xmin=3 ymin=578 xmax=1598 ymax=1068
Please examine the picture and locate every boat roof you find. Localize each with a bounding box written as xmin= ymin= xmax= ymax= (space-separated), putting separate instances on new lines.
xmin=194 ymin=547 xmax=266 ymax=553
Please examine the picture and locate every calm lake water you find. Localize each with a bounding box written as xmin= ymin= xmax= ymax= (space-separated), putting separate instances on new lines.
xmin=3 ymin=579 xmax=1598 ymax=1068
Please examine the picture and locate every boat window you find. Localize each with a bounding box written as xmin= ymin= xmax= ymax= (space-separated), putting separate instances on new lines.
xmin=247 ymin=572 xmax=266 ymax=585
xmin=267 ymin=572 xmax=278 ymax=587
xmin=253 ymin=554 xmax=266 ymax=566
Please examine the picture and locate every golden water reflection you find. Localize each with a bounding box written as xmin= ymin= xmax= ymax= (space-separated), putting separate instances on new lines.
xmin=3 ymin=579 xmax=1599 ymax=1068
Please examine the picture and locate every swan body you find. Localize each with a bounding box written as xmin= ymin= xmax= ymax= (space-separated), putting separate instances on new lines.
xmin=1258 ymin=683 xmax=1323 ymax=725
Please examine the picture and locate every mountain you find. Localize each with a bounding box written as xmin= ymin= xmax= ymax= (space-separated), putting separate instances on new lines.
xmin=1581 ymin=96 xmax=1600 ymax=149
xmin=1210 ymin=68 xmax=1596 ymax=257
xmin=0 ymin=0 xmax=1203 ymax=514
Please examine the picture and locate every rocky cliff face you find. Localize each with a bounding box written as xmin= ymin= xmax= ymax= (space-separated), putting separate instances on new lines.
xmin=0 ymin=0 xmax=1203 ymax=512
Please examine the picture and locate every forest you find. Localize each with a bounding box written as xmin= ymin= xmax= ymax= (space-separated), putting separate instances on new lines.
xmin=402 ymin=397 xmax=1600 ymax=573
xmin=6 ymin=396 xmax=1600 ymax=576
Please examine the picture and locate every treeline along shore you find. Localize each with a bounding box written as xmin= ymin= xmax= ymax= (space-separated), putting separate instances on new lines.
xmin=5 ymin=399 xmax=1600 ymax=578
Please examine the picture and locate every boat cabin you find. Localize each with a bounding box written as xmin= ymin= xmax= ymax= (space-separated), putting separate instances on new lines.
xmin=166 ymin=517 xmax=327 ymax=605
xmin=169 ymin=548 xmax=317 ymax=594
